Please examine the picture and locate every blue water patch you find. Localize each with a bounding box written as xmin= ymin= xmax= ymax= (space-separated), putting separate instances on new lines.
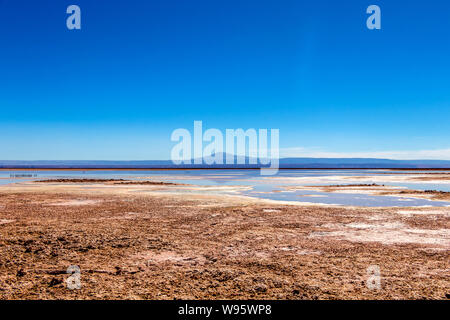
xmin=1 ymin=169 xmax=449 ymax=207
xmin=242 ymin=185 xmax=450 ymax=207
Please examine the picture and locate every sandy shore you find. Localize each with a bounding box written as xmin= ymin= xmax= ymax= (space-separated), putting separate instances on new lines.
xmin=0 ymin=181 xmax=449 ymax=300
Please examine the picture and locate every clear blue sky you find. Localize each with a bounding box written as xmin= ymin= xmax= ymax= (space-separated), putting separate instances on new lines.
xmin=1 ymin=0 xmax=449 ymax=160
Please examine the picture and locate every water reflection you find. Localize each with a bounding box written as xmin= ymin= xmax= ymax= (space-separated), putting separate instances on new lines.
xmin=1 ymin=169 xmax=449 ymax=207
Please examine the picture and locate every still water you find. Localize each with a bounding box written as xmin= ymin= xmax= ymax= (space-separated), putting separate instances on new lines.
xmin=1 ymin=169 xmax=450 ymax=208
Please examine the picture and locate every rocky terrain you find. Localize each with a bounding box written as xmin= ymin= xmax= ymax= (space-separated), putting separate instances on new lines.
xmin=0 ymin=181 xmax=448 ymax=299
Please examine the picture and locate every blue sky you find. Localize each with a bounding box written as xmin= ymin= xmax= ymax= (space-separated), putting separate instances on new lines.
xmin=0 ymin=0 xmax=449 ymax=160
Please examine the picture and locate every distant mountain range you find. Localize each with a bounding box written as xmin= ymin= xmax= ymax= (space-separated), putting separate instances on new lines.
xmin=1 ymin=157 xmax=450 ymax=169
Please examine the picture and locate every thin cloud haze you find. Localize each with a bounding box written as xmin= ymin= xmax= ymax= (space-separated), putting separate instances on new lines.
xmin=281 ymin=148 xmax=450 ymax=160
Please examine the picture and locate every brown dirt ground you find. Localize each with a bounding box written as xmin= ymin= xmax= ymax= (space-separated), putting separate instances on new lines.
xmin=392 ymin=190 xmax=450 ymax=201
xmin=0 ymin=183 xmax=449 ymax=300
xmin=36 ymin=179 xmax=181 ymax=186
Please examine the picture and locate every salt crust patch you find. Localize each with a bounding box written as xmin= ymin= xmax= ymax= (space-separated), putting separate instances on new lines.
xmin=48 ymin=200 xmax=101 ymax=206
xmin=135 ymin=251 xmax=206 ymax=266
xmin=309 ymin=222 xmax=450 ymax=246
xmin=396 ymin=210 xmax=450 ymax=216
xmin=278 ymin=247 xmax=321 ymax=255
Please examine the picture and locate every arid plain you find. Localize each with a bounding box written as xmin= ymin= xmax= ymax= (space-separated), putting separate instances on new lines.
xmin=0 ymin=170 xmax=449 ymax=299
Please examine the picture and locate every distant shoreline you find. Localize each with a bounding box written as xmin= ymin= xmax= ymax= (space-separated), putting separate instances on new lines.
xmin=1 ymin=167 xmax=450 ymax=171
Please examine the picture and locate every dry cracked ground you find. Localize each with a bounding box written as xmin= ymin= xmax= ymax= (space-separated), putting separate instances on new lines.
xmin=0 ymin=181 xmax=449 ymax=300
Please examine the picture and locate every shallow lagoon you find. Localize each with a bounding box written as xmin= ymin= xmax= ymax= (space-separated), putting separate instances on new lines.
xmin=1 ymin=169 xmax=450 ymax=207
